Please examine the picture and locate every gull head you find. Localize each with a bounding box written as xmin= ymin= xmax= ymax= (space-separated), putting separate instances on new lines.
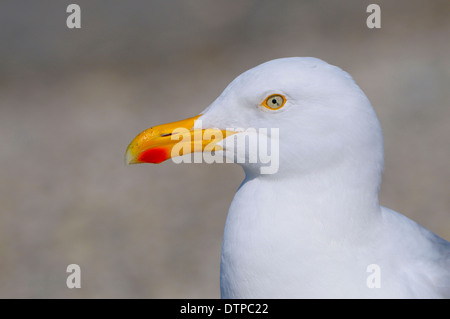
xmin=126 ymin=57 xmax=384 ymax=186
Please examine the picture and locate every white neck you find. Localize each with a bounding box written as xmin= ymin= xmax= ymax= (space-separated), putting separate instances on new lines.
xmin=220 ymin=161 xmax=383 ymax=298
xmin=243 ymin=156 xmax=382 ymax=230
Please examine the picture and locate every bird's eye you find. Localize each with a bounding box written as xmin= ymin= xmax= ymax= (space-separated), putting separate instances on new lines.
xmin=263 ymin=94 xmax=286 ymax=110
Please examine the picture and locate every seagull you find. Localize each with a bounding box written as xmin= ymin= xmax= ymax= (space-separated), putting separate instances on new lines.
xmin=125 ymin=57 xmax=450 ymax=298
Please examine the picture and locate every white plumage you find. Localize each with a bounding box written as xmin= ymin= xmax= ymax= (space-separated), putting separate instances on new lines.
xmin=194 ymin=57 xmax=450 ymax=298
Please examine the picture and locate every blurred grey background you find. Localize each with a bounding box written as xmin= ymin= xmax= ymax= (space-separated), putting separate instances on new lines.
xmin=0 ymin=0 xmax=449 ymax=298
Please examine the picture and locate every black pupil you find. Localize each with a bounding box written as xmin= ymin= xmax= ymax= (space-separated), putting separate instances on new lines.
xmin=272 ymin=99 xmax=278 ymax=105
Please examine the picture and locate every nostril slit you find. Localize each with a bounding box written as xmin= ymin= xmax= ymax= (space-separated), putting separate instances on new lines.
xmin=160 ymin=133 xmax=172 ymax=137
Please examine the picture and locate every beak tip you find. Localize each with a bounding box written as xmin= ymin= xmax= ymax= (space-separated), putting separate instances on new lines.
xmin=125 ymin=114 xmax=204 ymax=166
xmin=125 ymin=147 xmax=137 ymax=165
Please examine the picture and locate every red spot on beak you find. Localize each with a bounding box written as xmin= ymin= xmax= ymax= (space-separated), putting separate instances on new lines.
xmin=138 ymin=148 xmax=169 ymax=164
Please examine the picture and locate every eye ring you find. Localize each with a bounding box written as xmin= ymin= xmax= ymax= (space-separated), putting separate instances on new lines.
xmin=262 ymin=94 xmax=286 ymax=110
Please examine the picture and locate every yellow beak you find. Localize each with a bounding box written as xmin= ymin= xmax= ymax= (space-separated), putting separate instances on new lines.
xmin=125 ymin=115 xmax=235 ymax=164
